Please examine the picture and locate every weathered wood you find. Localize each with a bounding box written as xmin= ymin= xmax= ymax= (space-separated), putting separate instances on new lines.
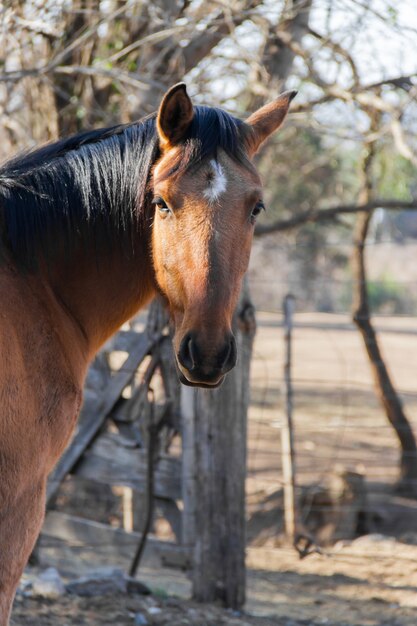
xmin=281 ymin=294 xmax=297 ymax=541
xmin=75 ymin=453 xmax=181 ymax=500
xmin=85 ymin=432 xmax=176 ymax=471
xmin=41 ymin=511 xmax=191 ymax=565
xmin=192 ymin=280 xmax=256 ymax=609
xmin=107 ymin=329 xmax=146 ymax=352
xmin=46 ymin=332 xmax=154 ymax=505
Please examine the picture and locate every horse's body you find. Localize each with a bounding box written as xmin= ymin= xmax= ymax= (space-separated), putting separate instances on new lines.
xmin=0 ymin=83 xmax=295 ymax=623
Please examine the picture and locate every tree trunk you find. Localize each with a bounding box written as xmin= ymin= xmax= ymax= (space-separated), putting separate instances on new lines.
xmin=52 ymin=0 xmax=100 ymax=136
xmin=191 ymin=281 xmax=256 ymax=609
xmin=352 ymin=141 xmax=417 ymax=495
xmin=247 ymin=0 xmax=312 ymax=108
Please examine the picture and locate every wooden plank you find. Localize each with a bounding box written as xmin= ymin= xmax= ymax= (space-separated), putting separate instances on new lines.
xmin=85 ymin=432 xmax=181 ymax=482
xmin=106 ymin=329 xmax=145 ymax=352
xmin=87 ymin=432 xmax=155 ymax=464
xmin=46 ymin=332 xmax=153 ymax=506
xmin=76 ymin=452 xmax=181 ymax=500
xmin=41 ymin=511 xmax=191 ymax=566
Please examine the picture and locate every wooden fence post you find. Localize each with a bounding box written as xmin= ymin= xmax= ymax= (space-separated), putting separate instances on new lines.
xmin=191 ymin=280 xmax=256 ymax=609
xmin=281 ymin=294 xmax=297 ymax=542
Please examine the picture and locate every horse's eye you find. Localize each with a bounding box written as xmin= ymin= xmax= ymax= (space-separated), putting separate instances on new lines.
xmin=152 ymin=196 xmax=170 ymax=215
xmin=251 ymin=202 xmax=265 ymax=223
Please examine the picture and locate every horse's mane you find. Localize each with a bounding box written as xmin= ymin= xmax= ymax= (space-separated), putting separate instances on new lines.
xmin=0 ymin=106 xmax=247 ymax=269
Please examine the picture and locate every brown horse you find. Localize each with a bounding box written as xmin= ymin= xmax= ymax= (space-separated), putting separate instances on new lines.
xmin=0 ymin=83 xmax=295 ymax=623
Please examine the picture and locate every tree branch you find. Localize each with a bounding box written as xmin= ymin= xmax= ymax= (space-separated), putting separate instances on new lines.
xmin=53 ymin=65 xmax=165 ymax=91
xmin=182 ymin=4 xmax=263 ymax=74
xmin=307 ymin=26 xmax=360 ymax=88
xmin=255 ymin=199 xmax=417 ymax=236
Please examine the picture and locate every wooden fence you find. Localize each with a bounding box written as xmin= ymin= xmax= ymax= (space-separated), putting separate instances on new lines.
xmin=37 ymin=288 xmax=255 ymax=610
xmin=39 ymin=300 xmax=192 ymax=572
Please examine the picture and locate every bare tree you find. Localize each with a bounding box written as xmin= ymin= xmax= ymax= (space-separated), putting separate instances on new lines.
xmin=351 ymin=114 xmax=417 ymax=494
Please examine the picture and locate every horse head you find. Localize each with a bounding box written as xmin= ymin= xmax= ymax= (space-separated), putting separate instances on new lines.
xmin=151 ymin=83 xmax=296 ymax=387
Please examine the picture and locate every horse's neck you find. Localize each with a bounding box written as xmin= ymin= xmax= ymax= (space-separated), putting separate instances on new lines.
xmin=47 ymin=235 xmax=156 ymax=359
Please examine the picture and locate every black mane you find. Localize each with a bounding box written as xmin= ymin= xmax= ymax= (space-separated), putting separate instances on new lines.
xmin=0 ymin=106 xmax=247 ymax=269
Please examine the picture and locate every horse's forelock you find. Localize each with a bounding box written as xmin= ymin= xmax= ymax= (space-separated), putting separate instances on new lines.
xmin=154 ymin=106 xmax=250 ymax=184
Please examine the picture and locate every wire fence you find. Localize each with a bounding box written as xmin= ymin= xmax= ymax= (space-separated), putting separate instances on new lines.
xmin=248 ymin=236 xmax=417 ymax=314
xmin=75 ymin=303 xmax=417 ymax=550
xmin=246 ymin=303 xmax=417 ymax=556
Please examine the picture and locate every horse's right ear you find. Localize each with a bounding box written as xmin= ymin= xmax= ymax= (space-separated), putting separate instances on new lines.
xmin=157 ymin=83 xmax=194 ymax=150
xmin=245 ymin=90 xmax=297 ymax=155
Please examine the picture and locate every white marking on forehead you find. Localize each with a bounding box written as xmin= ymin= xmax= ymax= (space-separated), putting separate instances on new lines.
xmin=203 ymin=159 xmax=227 ymax=203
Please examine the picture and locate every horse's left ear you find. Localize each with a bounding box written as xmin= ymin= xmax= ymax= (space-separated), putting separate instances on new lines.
xmin=157 ymin=83 xmax=194 ymax=150
xmin=245 ymin=90 xmax=297 ymax=155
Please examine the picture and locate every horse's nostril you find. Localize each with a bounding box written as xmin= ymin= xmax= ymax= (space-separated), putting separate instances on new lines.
xmin=216 ymin=335 xmax=236 ymax=371
xmin=188 ymin=337 xmax=198 ymax=367
xmin=178 ymin=333 xmax=197 ymax=372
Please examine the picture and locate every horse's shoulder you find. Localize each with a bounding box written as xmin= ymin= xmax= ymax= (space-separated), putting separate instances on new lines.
xmin=0 ymin=268 xmax=85 ymax=417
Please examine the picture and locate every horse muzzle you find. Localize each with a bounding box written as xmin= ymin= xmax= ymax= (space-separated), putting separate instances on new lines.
xmin=175 ymin=331 xmax=237 ymax=388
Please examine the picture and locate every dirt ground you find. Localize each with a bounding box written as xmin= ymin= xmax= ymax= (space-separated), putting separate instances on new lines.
xmin=13 ymin=312 xmax=417 ymax=625
xmin=13 ymin=536 xmax=417 ymax=625
xmin=12 ymin=593 xmax=302 ymax=626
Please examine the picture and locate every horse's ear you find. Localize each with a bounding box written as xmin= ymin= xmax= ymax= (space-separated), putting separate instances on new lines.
xmin=157 ymin=83 xmax=194 ymax=150
xmin=245 ymin=90 xmax=297 ymax=155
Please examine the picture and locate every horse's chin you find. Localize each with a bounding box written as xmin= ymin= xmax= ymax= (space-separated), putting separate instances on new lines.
xmin=177 ymin=367 xmax=225 ymax=389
